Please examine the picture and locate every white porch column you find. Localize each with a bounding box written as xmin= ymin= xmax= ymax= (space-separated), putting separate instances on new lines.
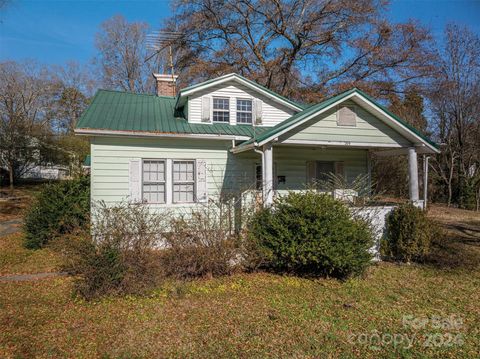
xmin=408 ymin=147 xmax=419 ymax=202
xmin=263 ymin=143 xmax=274 ymax=206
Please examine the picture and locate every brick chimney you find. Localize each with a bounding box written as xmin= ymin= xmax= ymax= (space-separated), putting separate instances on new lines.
xmin=153 ymin=73 xmax=178 ymax=97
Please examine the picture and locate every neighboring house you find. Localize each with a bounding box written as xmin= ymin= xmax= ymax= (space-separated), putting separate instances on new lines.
xmin=75 ymin=73 xmax=439 ymax=214
xmin=22 ymin=164 xmax=70 ymax=180
xmin=1 ymin=136 xmax=73 ymax=182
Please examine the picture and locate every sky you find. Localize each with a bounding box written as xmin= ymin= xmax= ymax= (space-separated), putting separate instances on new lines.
xmin=0 ymin=0 xmax=479 ymax=65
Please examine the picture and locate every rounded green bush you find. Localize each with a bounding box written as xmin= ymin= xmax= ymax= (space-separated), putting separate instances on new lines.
xmin=23 ymin=176 xmax=90 ymax=249
xmin=247 ymin=191 xmax=374 ymax=278
xmin=383 ymin=203 xmax=434 ymax=262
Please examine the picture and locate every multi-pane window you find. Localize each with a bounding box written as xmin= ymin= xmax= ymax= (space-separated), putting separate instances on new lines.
xmin=212 ymin=97 xmax=230 ymax=123
xmin=142 ymin=160 xmax=165 ymax=203
xmin=173 ymin=160 xmax=195 ymax=203
xmin=236 ymin=99 xmax=253 ymax=124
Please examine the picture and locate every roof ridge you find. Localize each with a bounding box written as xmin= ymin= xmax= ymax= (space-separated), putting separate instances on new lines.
xmin=177 ymin=72 xmax=305 ymax=110
xmin=97 ymin=89 xmax=175 ymax=99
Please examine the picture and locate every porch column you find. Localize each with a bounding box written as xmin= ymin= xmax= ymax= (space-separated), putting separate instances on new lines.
xmin=263 ymin=143 xmax=274 ymax=206
xmin=408 ymin=147 xmax=419 ymax=202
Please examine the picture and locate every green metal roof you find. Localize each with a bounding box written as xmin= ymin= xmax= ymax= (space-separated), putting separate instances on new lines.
xmin=76 ymin=89 xmax=271 ymax=138
xmin=237 ymin=88 xmax=439 ymax=150
xmin=76 ymin=86 xmax=438 ymax=152
xmin=176 ymin=73 xmax=306 ymax=110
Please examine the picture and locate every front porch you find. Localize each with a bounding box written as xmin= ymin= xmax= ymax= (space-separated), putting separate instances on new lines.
xmin=232 ymin=143 xmax=428 ymax=208
xmin=229 ymin=88 xmax=439 ymax=208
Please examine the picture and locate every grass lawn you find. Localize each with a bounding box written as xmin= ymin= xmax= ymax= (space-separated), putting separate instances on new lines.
xmin=0 ymin=181 xmax=48 ymax=222
xmin=0 ymin=205 xmax=479 ymax=358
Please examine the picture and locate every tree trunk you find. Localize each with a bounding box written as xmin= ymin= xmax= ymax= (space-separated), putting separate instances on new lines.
xmin=8 ymin=161 xmax=14 ymax=193
xmin=476 ymin=185 xmax=480 ymax=211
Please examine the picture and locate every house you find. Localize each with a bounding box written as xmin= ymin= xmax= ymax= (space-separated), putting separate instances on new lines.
xmin=75 ymin=73 xmax=439 ymax=214
xmin=22 ymin=164 xmax=70 ymax=180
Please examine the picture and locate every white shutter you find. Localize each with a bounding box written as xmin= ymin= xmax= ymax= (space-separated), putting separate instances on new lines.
xmin=196 ymin=159 xmax=208 ymax=203
xmin=165 ymin=159 xmax=172 ymax=204
xmin=129 ymin=159 xmax=142 ymax=203
xmin=201 ymin=96 xmax=211 ymax=122
xmin=306 ymin=161 xmax=316 ymax=186
xmin=255 ymin=99 xmax=263 ymax=125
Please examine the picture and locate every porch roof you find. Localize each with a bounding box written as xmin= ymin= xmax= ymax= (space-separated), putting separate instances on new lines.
xmin=234 ymin=88 xmax=440 ymax=154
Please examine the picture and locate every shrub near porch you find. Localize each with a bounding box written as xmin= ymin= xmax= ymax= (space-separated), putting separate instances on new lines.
xmin=247 ymin=191 xmax=374 ymax=278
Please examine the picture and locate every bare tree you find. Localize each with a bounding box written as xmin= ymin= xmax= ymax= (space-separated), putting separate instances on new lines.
xmin=94 ymin=15 xmax=156 ymax=93
xmin=167 ymin=0 xmax=434 ymax=100
xmin=0 ymin=61 xmax=56 ymax=189
xmin=51 ymin=62 xmax=95 ymax=133
xmin=372 ymin=87 xmax=429 ymax=198
xmin=430 ymin=24 xmax=480 ymax=209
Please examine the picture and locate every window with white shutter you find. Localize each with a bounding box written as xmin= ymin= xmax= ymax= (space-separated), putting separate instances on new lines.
xmin=212 ymin=97 xmax=230 ymax=123
xmin=236 ymin=99 xmax=253 ymax=124
xmin=173 ymin=160 xmax=195 ymax=203
xmin=142 ymin=160 xmax=166 ymax=203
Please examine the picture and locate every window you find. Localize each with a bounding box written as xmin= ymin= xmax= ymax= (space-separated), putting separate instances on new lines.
xmin=255 ymin=163 xmax=277 ymax=190
xmin=307 ymin=161 xmax=345 ymax=190
xmin=173 ymin=160 xmax=195 ymax=203
xmin=142 ymin=160 xmax=165 ymax=203
xmin=236 ymin=99 xmax=252 ymax=124
xmin=315 ymin=161 xmax=335 ymax=184
xmin=212 ymin=97 xmax=230 ymax=123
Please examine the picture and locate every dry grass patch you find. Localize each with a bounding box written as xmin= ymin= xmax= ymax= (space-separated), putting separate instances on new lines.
xmin=0 ymin=233 xmax=62 ymax=275
xmin=0 ymin=183 xmax=45 ymax=221
xmin=427 ymin=205 xmax=480 ymax=269
xmin=1 ymin=267 xmax=479 ymax=358
xmin=0 ymin=203 xmax=479 ymax=358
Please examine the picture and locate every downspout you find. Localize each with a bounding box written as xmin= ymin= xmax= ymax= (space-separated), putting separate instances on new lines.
xmin=423 ymin=155 xmax=430 ymax=210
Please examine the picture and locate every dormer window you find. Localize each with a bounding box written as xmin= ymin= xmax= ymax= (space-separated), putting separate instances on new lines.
xmin=236 ymin=99 xmax=253 ymax=124
xmin=212 ymin=97 xmax=230 ymax=123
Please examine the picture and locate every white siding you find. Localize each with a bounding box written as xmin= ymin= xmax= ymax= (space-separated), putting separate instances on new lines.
xmin=187 ymin=80 xmax=296 ymax=126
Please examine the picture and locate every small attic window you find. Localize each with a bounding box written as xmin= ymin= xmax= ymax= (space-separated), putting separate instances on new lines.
xmin=337 ymin=106 xmax=357 ymax=126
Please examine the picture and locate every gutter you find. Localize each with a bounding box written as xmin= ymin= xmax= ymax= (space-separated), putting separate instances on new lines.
xmin=230 ymin=142 xmax=257 ymax=153
xmin=74 ymin=128 xmax=250 ymax=141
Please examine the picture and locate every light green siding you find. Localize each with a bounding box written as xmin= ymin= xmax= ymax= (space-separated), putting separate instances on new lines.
xmin=281 ymin=100 xmax=412 ymax=146
xmin=91 ymin=138 xmax=368 ymax=211
xmin=274 ymin=146 xmax=368 ymax=189
xmin=91 ymin=137 xmax=255 ymax=211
